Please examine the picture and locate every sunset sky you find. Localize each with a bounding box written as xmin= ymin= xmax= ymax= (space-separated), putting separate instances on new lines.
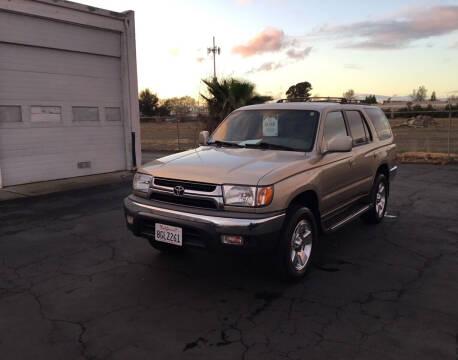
xmin=84 ymin=0 xmax=458 ymax=101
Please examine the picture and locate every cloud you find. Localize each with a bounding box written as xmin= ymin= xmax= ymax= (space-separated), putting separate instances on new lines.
xmin=232 ymin=27 xmax=290 ymax=57
xmin=246 ymin=46 xmax=312 ymax=74
xmin=235 ymin=0 xmax=254 ymax=4
xmin=286 ymin=47 xmax=312 ymax=60
xmin=246 ymin=61 xmax=285 ymax=74
xmin=311 ymin=5 xmax=458 ymax=49
xmin=344 ymin=64 xmax=362 ymax=70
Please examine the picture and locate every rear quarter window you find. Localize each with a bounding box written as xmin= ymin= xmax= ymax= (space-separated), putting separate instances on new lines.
xmin=365 ymin=108 xmax=392 ymax=140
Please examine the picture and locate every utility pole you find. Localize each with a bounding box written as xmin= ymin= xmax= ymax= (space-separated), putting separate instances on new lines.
xmin=207 ymin=36 xmax=220 ymax=79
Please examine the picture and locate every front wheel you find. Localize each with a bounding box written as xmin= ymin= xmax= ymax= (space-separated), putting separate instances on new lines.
xmin=362 ymin=173 xmax=388 ymax=224
xmin=276 ymin=206 xmax=318 ymax=280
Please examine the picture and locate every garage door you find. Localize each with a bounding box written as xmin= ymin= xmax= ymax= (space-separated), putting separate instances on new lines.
xmin=0 ymin=11 xmax=127 ymax=186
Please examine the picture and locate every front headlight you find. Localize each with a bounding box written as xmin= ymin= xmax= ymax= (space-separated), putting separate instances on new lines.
xmin=223 ymin=185 xmax=273 ymax=207
xmin=133 ymin=173 xmax=153 ymax=193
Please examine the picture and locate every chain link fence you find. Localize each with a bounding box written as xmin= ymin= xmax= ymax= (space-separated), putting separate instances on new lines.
xmin=141 ymin=116 xmax=206 ymax=152
xmin=140 ymin=109 xmax=458 ymax=162
xmin=385 ymin=108 xmax=458 ymax=162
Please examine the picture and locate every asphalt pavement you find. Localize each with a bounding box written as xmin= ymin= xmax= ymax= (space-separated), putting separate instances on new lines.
xmin=0 ymin=164 xmax=457 ymax=359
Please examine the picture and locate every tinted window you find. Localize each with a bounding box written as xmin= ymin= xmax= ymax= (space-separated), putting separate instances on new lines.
xmin=324 ymin=111 xmax=347 ymax=142
xmin=346 ymin=111 xmax=368 ymax=146
xmin=365 ymin=108 xmax=392 ymax=140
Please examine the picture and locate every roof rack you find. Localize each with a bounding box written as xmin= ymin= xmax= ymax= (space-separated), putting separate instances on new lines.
xmin=277 ymin=97 xmax=365 ymax=104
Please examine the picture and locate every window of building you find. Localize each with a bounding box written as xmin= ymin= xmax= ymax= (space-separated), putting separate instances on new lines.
xmin=0 ymin=106 xmax=22 ymax=123
xmin=30 ymin=106 xmax=61 ymax=122
xmin=72 ymin=107 xmax=99 ymax=122
xmin=105 ymin=107 xmax=121 ymax=121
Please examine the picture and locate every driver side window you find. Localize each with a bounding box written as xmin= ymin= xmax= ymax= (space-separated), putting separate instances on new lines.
xmin=324 ymin=111 xmax=347 ymax=143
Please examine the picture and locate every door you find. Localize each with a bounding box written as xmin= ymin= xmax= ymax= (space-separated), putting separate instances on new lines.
xmin=319 ymin=111 xmax=354 ymax=216
xmin=344 ymin=110 xmax=374 ymax=199
xmin=0 ymin=12 xmax=126 ymax=186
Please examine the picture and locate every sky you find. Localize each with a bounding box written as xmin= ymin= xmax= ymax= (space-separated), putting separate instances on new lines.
xmin=83 ymin=0 xmax=458 ymax=101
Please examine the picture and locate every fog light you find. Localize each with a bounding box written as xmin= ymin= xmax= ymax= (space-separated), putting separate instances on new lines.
xmin=126 ymin=215 xmax=134 ymax=225
xmin=221 ymin=235 xmax=244 ymax=246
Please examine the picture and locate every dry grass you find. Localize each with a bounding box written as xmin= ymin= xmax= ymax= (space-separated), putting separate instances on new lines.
xmin=396 ymin=152 xmax=457 ymax=164
xmin=141 ymin=121 xmax=205 ymax=151
xmin=140 ymin=118 xmax=458 ymax=164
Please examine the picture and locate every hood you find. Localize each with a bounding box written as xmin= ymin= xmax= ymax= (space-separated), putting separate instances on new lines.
xmin=140 ymin=147 xmax=312 ymax=185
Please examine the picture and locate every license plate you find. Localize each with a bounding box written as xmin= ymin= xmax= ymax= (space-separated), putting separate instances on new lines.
xmin=154 ymin=223 xmax=182 ymax=246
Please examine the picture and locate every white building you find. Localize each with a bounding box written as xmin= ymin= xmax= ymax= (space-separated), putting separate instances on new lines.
xmin=0 ymin=0 xmax=141 ymax=188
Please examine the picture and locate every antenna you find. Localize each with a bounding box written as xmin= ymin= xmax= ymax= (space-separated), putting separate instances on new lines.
xmin=207 ymin=36 xmax=221 ymax=79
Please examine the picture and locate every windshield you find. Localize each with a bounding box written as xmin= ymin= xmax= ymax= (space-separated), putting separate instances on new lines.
xmin=209 ymin=110 xmax=320 ymax=152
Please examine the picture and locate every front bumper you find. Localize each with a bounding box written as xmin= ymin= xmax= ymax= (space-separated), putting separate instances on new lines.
xmin=123 ymin=195 xmax=286 ymax=252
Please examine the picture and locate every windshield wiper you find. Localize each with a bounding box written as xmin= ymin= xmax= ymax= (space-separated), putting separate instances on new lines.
xmin=207 ymin=140 xmax=244 ymax=148
xmin=244 ymin=142 xmax=299 ymax=152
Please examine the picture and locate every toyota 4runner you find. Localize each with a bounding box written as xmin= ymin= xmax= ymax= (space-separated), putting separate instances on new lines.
xmin=124 ymin=98 xmax=397 ymax=279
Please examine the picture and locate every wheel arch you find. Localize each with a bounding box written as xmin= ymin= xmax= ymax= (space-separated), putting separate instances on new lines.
xmin=287 ymin=189 xmax=321 ymax=231
xmin=375 ymin=163 xmax=390 ymax=195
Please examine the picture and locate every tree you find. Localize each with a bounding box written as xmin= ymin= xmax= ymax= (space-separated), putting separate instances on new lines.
xmin=138 ymin=89 xmax=159 ymax=116
xmin=162 ymin=96 xmax=197 ymax=114
xmin=286 ymin=81 xmax=312 ymax=100
xmin=364 ymin=94 xmax=377 ymax=104
xmin=411 ymin=85 xmax=427 ymax=102
xmin=343 ymin=89 xmax=355 ymax=100
xmin=430 ymin=91 xmax=436 ymax=101
xmin=201 ymin=77 xmax=272 ymax=130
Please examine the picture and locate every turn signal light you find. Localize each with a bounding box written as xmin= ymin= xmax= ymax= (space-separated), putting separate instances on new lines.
xmin=257 ymin=187 xmax=273 ymax=206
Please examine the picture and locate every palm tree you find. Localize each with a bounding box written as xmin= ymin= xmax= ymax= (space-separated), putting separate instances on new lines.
xmin=201 ymin=78 xmax=272 ymax=130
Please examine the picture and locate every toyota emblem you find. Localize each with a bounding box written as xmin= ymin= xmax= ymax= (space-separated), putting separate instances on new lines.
xmin=174 ymin=185 xmax=185 ymax=196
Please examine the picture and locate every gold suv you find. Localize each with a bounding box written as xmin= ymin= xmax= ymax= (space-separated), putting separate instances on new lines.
xmin=124 ymin=98 xmax=397 ymax=279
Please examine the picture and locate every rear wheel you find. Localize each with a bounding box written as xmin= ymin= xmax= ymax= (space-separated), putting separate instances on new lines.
xmin=277 ymin=206 xmax=318 ymax=280
xmin=362 ymin=173 xmax=388 ymax=224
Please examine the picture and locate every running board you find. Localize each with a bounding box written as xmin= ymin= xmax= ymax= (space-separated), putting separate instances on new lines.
xmin=322 ymin=204 xmax=371 ymax=233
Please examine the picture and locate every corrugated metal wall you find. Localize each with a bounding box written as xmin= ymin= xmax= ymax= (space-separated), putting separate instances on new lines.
xmin=0 ymin=10 xmax=128 ymax=186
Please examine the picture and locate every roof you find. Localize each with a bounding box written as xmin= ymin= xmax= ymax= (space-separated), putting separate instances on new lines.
xmin=238 ymin=102 xmax=376 ymax=112
xmin=33 ymin=0 xmax=130 ymax=19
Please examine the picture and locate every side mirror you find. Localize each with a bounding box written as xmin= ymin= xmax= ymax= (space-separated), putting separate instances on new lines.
xmin=199 ymin=131 xmax=209 ymax=146
xmin=322 ymin=135 xmax=352 ymax=154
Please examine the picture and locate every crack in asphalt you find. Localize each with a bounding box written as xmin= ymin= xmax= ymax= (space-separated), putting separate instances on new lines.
xmin=1 ymin=164 xmax=457 ymax=359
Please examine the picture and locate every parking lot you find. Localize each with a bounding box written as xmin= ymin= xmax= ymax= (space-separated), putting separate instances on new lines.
xmin=1 ymin=164 xmax=457 ymax=359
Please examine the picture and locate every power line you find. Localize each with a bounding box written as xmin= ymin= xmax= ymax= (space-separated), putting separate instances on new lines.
xmin=207 ymin=36 xmax=220 ymax=79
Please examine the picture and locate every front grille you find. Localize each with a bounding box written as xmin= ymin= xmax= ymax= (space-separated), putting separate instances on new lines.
xmin=150 ymin=192 xmax=218 ymax=209
xmin=154 ymin=178 xmax=217 ymax=193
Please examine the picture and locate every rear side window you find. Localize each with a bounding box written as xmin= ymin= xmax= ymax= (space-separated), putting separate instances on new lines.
xmin=365 ymin=108 xmax=392 ymax=140
xmin=324 ymin=111 xmax=347 ymax=142
xmin=346 ymin=111 xmax=369 ymax=146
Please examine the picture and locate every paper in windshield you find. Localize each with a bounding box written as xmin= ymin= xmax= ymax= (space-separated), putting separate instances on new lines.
xmin=262 ymin=115 xmax=278 ymax=137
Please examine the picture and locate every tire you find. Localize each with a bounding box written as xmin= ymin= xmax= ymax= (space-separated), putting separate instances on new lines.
xmin=276 ymin=205 xmax=318 ymax=281
xmin=362 ymin=173 xmax=388 ymax=224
